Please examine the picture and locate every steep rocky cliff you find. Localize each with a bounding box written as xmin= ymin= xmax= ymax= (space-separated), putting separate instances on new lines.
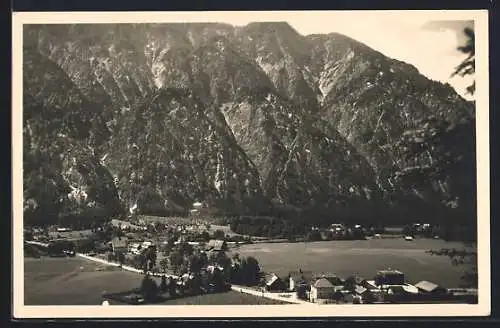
xmin=22 ymin=23 xmax=476 ymax=227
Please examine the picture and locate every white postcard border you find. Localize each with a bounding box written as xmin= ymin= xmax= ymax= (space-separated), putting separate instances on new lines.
xmin=12 ymin=9 xmax=490 ymax=318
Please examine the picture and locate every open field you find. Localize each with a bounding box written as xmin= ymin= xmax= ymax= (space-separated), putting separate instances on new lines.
xmin=147 ymin=291 xmax=289 ymax=305
xmin=24 ymin=257 xmax=143 ymax=305
xmin=230 ymin=238 xmax=475 ymax=288
xmin=23 ymin=257 xmax=285 ymax=305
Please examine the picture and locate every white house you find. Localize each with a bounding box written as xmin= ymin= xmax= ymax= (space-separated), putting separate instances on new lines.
xmin=309 ymin=278 xmax=336 ymax=303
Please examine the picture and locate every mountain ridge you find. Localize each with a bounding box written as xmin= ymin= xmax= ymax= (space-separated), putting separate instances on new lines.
xmin=22 ymin=22 xmax=476 ymax=228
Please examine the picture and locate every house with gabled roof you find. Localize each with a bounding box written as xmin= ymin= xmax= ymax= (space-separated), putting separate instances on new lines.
xmin=309 ymin=277 xmax=336 ymax=303
xmin=415 ymin=280 xmax=447 ymax=294
xmin=264 ymin=273 xmax=287 ymax=292
xmin=323 ymin=275 xmax=344 ymax=290
xmin=109 ymin=236 xmax=128 ymax=253
xmin=206 ymin=239 xmax=227 ymax=252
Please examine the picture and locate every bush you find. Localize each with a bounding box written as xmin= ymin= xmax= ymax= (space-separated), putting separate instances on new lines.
xmin=213 ymin=229 xmax=225 ymax=240
xmin=159 ymin=258 xmax=169 ymax=273
xmin=160 ymin=275 xmax=167 ymax=292
xmin=117 ymin=252 xmax=125 ymax=265
xmin=106 ymin=252 xmax=116 ymax=262
xmin=140 ymin=275 xmax=159 ymax=301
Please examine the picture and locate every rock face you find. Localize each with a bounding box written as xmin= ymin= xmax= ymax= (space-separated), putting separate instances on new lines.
xmin=22 ymin=23 xmax=476 ymax=227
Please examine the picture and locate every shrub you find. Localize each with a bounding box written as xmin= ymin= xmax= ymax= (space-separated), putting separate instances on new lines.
xmin=160 ymin=275 xmax=167 ymax=292
xmin=140 ymin=275 xmax=159 ymax=301
xmin=159 ymin=258 xmax=169 ymax=273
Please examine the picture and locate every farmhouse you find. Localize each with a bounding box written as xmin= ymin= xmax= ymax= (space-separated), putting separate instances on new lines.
xmin=109 ymin=237 xmax=128 ymax=253
xmin=387 ymin=285 xmax=419 ymax=295
xmin=414 ymin=280 xmax=447 ymax=294
xmin=206 ymin=239 xmax=227 ymax=252
xmin=309 ymin=278 xmax=336 ymax=303
xmin=128 ymin=242 xmax=143 ymax=255
xmin=385 ymin=284 xmax=420 ymax=302
xmin=354 ymin=285 xmax=368 ymax=296
xmin=264 ymin=273 xmax=287 ymax=292
xmin=361 ymin=279 xmax=380 ymax=290
xmin=323 ymin=275 xmax=344 ymax=291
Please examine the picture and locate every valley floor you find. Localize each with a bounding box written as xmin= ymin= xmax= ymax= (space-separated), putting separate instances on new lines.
xmin=22 ymin=238 xmax=475 ymax=306
xmin=231 ymin=238 xmax=475 ymax=288
xmin=23 ymin=257 xmax=285 ymax=305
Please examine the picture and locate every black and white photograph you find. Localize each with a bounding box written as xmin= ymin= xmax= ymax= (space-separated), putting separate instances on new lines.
xmin=12 ymin=10 xmax=490 ymax=318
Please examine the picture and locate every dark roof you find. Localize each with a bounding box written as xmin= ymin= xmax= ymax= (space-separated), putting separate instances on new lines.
xmin=415 ymin=280 xmax=442 ymax=292
xmin=266 ymin=274 xmax=283 ymax=286
xmin=312 ymin=278 xmax=334 ymax=289
xmin=324 ymin=276 xmax=343 ymax=286
xmin=388 ymin=286 xmax=406 ymax=294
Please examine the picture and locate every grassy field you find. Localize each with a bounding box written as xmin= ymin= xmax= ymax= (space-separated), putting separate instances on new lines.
xmin=229 ymin=238 xmax=475 ymax=288
xmin=24 ymin=257 xmax=143 ymax=305
xmin=23 ymin=257 xmax=285 ymax=305
xmin=150 ymin=291 xmax=289 ymax=305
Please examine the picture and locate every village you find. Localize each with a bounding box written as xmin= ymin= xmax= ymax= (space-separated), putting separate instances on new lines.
xmin=24 ymin=201 xmax=478 ymax=306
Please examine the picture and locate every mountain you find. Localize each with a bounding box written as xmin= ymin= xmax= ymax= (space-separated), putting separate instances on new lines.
xmin=21 ymin=22 xmax=476 ymax=228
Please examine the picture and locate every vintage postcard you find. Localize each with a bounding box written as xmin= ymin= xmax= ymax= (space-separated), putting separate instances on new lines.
xmin=12 ymin=10 xmax=490 ymax=318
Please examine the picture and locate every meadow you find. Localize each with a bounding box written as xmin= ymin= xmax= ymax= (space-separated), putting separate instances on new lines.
xmin=229 ymin=238 xmax=475 ymax=288
xmin=23 ymin=257 xmax=285 ymax=305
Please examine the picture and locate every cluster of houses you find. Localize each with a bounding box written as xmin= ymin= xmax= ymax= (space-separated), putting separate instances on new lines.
xmin=107 ymin=234 xmax=229 ymax=264
xmin=262 ymin=269 xmax=476 ymax=304
xmin=309 ymin=223 xmax=366 ymax=240
xmin=111 ymin=216 xmax=211 ymax=234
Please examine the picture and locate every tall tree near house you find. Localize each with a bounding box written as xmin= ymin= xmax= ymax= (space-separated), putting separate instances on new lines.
xmin=117 ymin=252 xmax=125 ymax=266
xmin=427 ymin=248 xmax=477 ymax=288
xmin=159 ymin=257 xmax=169 ymax=273
xmin=168 ymin=277 xmax=178 ymax=298
xmin=137 ymin=253 xmax=148 ymax=273
xmin=452 ymin=27 xmax=475 ymax=96
xmin=188 ymin=252 xmax=206 ymax=273
xmin=169 ymin=249 xmax=184 ymax=275
xmin=140 ymin=274 xmax=158 ymax=301
xmin=427 ymin=26 xmax=477 ymax=288
xmin=160 ymin=275 xmax=167 ymax=292
xmin=343 ymin=276 xmax=357 ymax=292
xmin=241 ymin=256 xmax=261 ymax=285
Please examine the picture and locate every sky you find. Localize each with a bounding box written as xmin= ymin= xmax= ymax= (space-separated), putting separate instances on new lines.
xmin=187 ymin=12 xmax=475 ymax=100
